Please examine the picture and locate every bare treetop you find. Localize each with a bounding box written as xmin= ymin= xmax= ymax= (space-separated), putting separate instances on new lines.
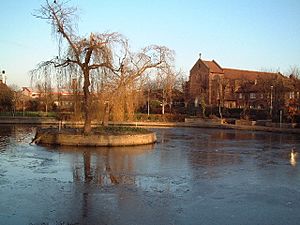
xmin=33 ymin=0 xmax=123 ymax=71
xmin=34 ymin=0 xmax=78 ymax=47
xmin=32 ymin=0 xmax=175 ymax=134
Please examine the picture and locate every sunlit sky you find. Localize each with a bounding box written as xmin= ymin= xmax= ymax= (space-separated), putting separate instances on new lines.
xmin=0 ymin=0 xmax=300 ymax=87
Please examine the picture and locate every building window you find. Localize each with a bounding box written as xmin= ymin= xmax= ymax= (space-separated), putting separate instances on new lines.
xmin=297 ymin=92 xmax=300 ymax=99
xmin=239 ymin=93 xmax=243 ymax=99
xmin=250 ymin=93 xmax=256 ymax=99
xmin=260 ymin=94 xmax=264 ymax=99
xmin=289 ymin=92 xmax=295 ymax=99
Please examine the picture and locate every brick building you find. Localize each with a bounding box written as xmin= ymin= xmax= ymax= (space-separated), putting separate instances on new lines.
xmin=187 ymin=58 xmax=300 ymax=112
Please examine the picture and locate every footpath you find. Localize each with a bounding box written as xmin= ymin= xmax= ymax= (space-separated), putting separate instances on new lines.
xmin=110 ymin=121 xmax=300 ymax=134
xmin=0 ymin=116 xmax=299 ymax=135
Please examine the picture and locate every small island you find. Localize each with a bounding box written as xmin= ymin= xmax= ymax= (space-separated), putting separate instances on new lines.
xmin=28 ymin=0 xmax=173 ymax=147
xmin=34 ymin=126 xmax=157 ymax=146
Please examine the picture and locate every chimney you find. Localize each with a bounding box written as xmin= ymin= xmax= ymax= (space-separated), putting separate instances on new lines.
xmin=0 ymin=70 xmax=5 ymax=84
xmin=0 ymin=71 xmax=3 ymax=84
xmin=198 ymin=53 xmax=202 ymax=69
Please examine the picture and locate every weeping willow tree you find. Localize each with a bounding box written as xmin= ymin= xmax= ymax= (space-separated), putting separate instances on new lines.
xmin=32 ymin=0 xmax=174 ymax=133
xmin=99 ymin=41 xmax=174 ymax=122
xmin=31 ymin=0 xmax=124 ymax=134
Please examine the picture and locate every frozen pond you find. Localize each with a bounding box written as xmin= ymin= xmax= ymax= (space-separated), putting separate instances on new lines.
xmin=0 ymin=124 xmax=300 ymax=225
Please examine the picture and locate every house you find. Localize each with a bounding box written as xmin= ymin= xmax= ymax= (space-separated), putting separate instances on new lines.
xmin=187 ymin=58 xmax=299 ymax=112
xmin=19 ymin=85 xmax=81 ymax=112
xmin=21 ymin=87 xmax=41 ymax=99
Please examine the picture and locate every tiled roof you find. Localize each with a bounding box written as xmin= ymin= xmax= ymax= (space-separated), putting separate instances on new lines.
xmin=202 ymin=60 xmax=223 ymax=73
xmin=200 ymin=60 xmax=282 ymax=81
xmin=22 ymin=87 xmax=32 ymax=92
xmin=223 ymin=68 xmax=282 ymax=80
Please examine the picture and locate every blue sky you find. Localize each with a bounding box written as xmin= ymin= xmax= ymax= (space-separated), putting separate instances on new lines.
xmin=0 ymin=0 xmax=300 ymax=86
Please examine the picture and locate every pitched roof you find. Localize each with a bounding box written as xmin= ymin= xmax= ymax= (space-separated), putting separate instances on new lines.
xmin=223 ymin=68 xmax=283 ymax=80
xmin=192 ymin=58 xmax=287 ymax=83
xmin=22 ymin=87 xmax=32 ymax=92
xmin=202 ymin=60 xmax=223 ymax=73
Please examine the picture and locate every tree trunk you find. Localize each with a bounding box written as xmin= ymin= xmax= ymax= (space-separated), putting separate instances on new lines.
xmin=83 ymin=152 xmax=92 ymax=183
xmin=83 ymin=69 xmax=92 ymax=134
xmin=147 ymin=89 xmax=150 ymax=116
xmin=102 ymin=101 xmax=109 ymax=126
xmin=162 ymin=89 xmax=165 ymax=115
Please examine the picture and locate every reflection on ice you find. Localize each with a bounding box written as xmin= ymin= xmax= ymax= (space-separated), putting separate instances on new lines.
xmin=52 ymin=144 xmax=155 ymax=185
xmin=1 ymin=125 xmax=300 ymax=225
xmin=290 ymin=148 xmax=297 ymax=167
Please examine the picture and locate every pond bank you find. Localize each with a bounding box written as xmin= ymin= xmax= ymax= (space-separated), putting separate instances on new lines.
xmin=115 ymin=121 xmax=300 ymax=134
xmin=1 ymin=116 xmax=299 ymax=134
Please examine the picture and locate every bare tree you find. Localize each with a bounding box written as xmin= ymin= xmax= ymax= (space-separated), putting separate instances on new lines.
xmin=287 ymin=65 xmax=300 ymax=78
xmin=32 ymin=0 xmax=122 ymax=134
xmin=35 ymin=74 xmax=53 ymax=114
xmin=32 ymin=0 xmax=175 ymax=131
xmin=154 ymin=67 xmax=179 ymax=114
xmin=100 ymin=41 xmax=174 ymax=122
xmin=9 ymin=85 xmax=21 ymax=115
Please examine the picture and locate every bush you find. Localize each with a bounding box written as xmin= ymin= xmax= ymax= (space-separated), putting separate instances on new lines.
xmin=0 ymin=111 xmax=57 ymax=117
xmin=135 ymin=113 xmax=185 ymax=122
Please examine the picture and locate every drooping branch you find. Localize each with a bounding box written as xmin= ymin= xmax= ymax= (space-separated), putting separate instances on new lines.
xmin=32 ymin=1 xmax=124 ymax=134
xmin=101 ymin=44 xmax=174 ymax=105
xmin=32 ymin=0 xmax=177 ymax=131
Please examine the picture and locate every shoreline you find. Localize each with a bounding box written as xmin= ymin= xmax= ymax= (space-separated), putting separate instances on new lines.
xmin=34 ymin=127 xmax=157 ymax=146
xmin=0 ymin=116 xmax=299 ymax=134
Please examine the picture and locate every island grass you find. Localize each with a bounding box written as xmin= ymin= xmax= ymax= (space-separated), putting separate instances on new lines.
xmin=38 ymin=126 xmax=151 ymax=135
xmin=94 ymin=126 xmax=151 ymax=135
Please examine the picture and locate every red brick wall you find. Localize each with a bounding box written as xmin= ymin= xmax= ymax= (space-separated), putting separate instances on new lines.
xmin=189 ymin=59 xmax=209 ymax=103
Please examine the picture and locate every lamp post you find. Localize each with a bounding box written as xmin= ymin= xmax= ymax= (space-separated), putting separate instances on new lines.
xmin=270 ymin=85 xmax=273 ymax=118
xmin=147 ymin=88 xmax=150 ymax=117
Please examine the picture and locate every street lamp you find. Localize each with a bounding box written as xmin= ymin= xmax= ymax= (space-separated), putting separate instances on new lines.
xmin=147 ymin=88 xmax=150 ymax=116
xmin=270 ymin=85 xmax=273 ymax=118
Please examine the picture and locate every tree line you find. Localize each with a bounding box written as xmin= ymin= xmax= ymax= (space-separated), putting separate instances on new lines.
xmin=1 ymin=0 xmax=299 ymax=127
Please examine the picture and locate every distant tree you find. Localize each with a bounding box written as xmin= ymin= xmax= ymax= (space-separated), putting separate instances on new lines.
xmin=287 ymin=98 xmax=298 ymax=123
xmin=100 ymin=42 xmax=174 ymax=121
xmin=200 ymin=94 xmax=206 ymax=118
xmin=287 ymin=65 xmax=300 ymax=78
xmin=150 ymin=67 xmax=182 ymax=115
xmin=255 ymin=74 xmax=286 ymax=120
xmin=70 ymin=77 xmax=82 ymax=121
xmin=285 ymin=66 xmax=300 ymax=122
xmin=238 ymin=80 xmax=254 ymax=119
xmin=9 ymin=85 xmax=17 ymax=112
xmin=35 ymin=78 xmax=53 ymax=114
xmin=27 ymin=99 xmax=40 ymax=112
xmin=0 ymin=83 xmax=13 ymax=112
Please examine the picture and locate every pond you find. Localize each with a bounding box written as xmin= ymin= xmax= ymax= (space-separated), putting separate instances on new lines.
xmin=0 ymin=125 xmax=300 ymax=225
